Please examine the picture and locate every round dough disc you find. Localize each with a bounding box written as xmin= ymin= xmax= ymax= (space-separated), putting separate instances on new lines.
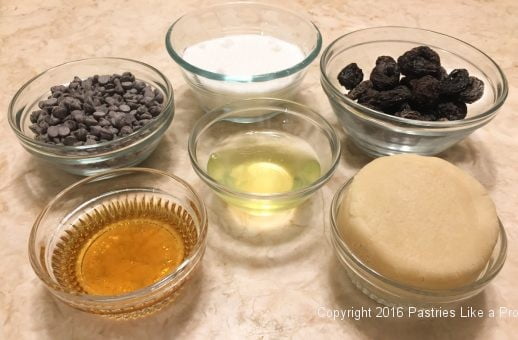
xmin=339 ymin=154 xmax=499 ymax=290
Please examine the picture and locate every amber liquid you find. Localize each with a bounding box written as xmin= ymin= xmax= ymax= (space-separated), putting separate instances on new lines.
xmin=52 ymin=196 xmax=198 ymax=297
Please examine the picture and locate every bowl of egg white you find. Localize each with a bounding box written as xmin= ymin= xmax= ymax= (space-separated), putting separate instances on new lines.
xmin=165 ymin=2 xmax=321 ymax=111
xmin=330 ymin=154 xmax=507 ymax=306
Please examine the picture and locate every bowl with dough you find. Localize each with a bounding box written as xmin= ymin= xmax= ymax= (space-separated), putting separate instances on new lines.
xmin=330 ymin=155 xmax=507 ymax=306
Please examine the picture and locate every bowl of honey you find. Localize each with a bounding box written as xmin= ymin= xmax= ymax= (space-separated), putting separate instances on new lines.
xmin=28 ymin=168 xmax=207 ymax=319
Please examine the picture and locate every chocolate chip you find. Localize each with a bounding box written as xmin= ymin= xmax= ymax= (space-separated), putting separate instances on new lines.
xmin=84 ymin=116 xmax=98 ymax=126
xmin=71 ymin=110 xmax=85 ymax=123
xmin=47 ymin=126 xmax=59 ymax=138
xmin=30 ymin=110 xmax=43 ymax=123
xmin=43 ymin=98 xmax=58 ymax=106
xmin=98 ymin=75 xmax=110 ymax=84
xmin=141 ymin=97 xmax=154 ymax=106
xmin=58 ymin=125 xmax=70 ymax=137
xmin=29 ymin=124 xmax=41 ymax=135
xmin=149 ymin=106 xmax=161 ymax=117
xmin=63 ymin=135 xmax=77 ymax=146
xmin=74 ymin=128 xmax=88 ymax=141
xmin=134 ymin=81 xmax=145 ymax=90
xmin=119 ymin=126 xmax=133 ymax=136
xmin=105 ymin=97 xmax=117 ymax=105
xmin=51 ymin=85 xmax=67 ymax=93
xmin=37 ymin=112 xmax=49 ymax=124
xmin=95 ymin=105 xmax=108 ymax=113
xmin=136 ymin=106 xmax=148 ymax=114
xmin=99 ymin=118 xmax=111 ymax=127
xmin=93 ymin=111 xmax=106 ymax=119
xmin=154 ymin=90 xmax=164 ymax=104
xmin=143 ymin=86 xmax=154 ymax=99
xmin=63 ymin=97 xmax=82 ymax=110
xmin=121 ymin=81 xmax=133 ymax=89
xmin=89 ymin=126 xmax=103 ymax=137
xmin=38 ymin=121 xmax=49 ymax=133
xmin=121 ymin=72 xmax=135 ymax=82
xmin=52 ymin=105 xmax=68 ymax=119
xmin=49 ymin=115 xmax=61 ymax=126
xmin=36 ymin=134 xmax=50 ymax=143
xmin=83 ymin=102 xmax=95 ymax=114
xmin=99 ymin=128 xmax=114 ymax=140
xmin=139 ymin=119 xmax=150 ymax=126
xmin=63 ymin=120 xmax=77 ymax=131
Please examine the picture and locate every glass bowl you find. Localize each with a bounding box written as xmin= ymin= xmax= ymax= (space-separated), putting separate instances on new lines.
xmin=330 ymin=178 xmax=507 ymax=307
xmin=28 ymin=168 xmax=207 ymax=319
xmin=188 ymin=98 xmax=341 ymax=215
xmin=8 ymin=58 xmax=174 ymax=176
xmin=320 ymin=26 xmax=508 ymax=157
xmin=166 ymin=1 xmax=322 ymax=112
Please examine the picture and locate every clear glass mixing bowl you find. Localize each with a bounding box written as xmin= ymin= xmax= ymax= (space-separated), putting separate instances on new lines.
xmin=188 ymin=98 xmax=340 ymax=215
xmin=166 ymin=2 xmax=322 ymax=111
xmin=9 ymin=58 xmax=174 ymax=176
xmin=330 ymin=178 xmax=507 ymax=306
xmin=28 ymin=168 xmax=207 ymax=319
xmin=320 ymin=27 xmax=508 ymax=157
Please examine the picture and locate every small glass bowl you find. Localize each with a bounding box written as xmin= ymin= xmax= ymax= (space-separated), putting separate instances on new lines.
xmin=320 ymin=27 xmax=508 ymax=157
xmin=28 ymin=168 xmax=207 ymax=319
xmin=165 ymin=1 xmax=322 ymax=112
xmin=330 ymin=178 xmax=507 ymax=307
xmin=188 ymin=98 xmax=341 ymax=215
xmin=8 ymin=58 xmax=174 ymax=176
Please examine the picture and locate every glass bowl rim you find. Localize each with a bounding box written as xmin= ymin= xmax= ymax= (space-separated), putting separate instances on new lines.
xmin=28 ymin=167 xmax=208 ymax=303
xmin=8 ymin=57 xmax=174 ymax=154
xmin=330 ymin=176 xmax=508 ymax=296
xmin=165 ymin=1 xmax=322 ymax=83
xmin=320 ymin=26 xmax=509 ymax=128
xmin=188 ymin=97 xmax=341 ymax=200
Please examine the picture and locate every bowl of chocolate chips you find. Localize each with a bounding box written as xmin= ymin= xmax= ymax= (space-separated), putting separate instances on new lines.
xmin=8 ymin=57 xmax=174 ymax=175
xmin=320 ymin=27 xmax=508 ymax=156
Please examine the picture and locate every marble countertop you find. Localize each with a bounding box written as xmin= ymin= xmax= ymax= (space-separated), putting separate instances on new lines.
xmin=1 ymin=0 xmax=517 ymax=338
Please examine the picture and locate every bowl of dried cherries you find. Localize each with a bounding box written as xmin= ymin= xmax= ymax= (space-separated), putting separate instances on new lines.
xmin=8 ymin=57 xmax=174 ymax=175
xmin=320 ymin=27 xmax=508 ymax=156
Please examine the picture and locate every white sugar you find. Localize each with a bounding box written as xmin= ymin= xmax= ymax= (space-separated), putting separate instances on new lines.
xmin=183 ymin=34 xmax=305 ymax=78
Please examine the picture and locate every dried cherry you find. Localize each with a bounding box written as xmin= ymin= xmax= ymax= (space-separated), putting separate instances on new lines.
xmin=347 ymin=80 xmax=373 ymax=100
xmin=338 ymin=63 xmax=364 ymax=90
xmin=459 ymin=76 xmax=484 ymax=103
xmin=440 ymin=69 xmax=470 ymax=95
xmin=436 ymin=101 xmax=467 ymax=120
xmin=397 ymin=46 xmax=441 ymax=78
xmin=370 ymin=56 xmax=400 ymax=90
xmin=409 ymin=75 xmax=440 ymax=108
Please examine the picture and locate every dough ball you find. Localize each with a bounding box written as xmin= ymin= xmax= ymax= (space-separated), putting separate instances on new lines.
xmin=339 ymin=154 xmax=499 ymax=290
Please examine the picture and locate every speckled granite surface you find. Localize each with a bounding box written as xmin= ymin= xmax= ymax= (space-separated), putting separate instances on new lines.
xmin=1 ymin=0 xmax=517 ymax=339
